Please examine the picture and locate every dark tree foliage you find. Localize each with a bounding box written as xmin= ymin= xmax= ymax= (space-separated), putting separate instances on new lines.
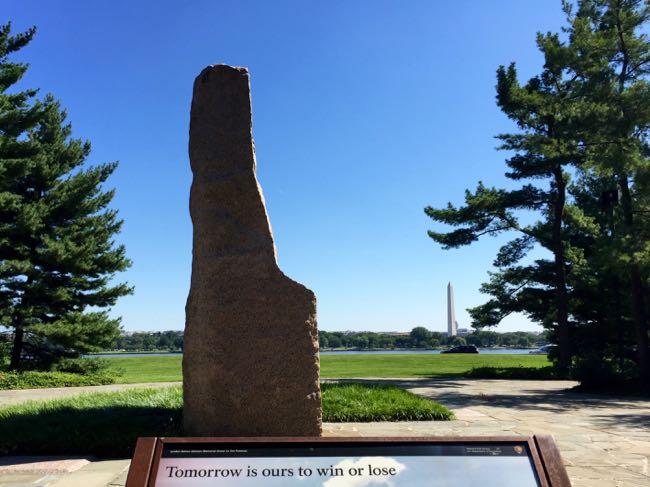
xmin=0 ymin=24 xmax=132 ymax=370
xmin=112 ymin=331 xmax=184 ymax=352
xmin=578 ymin=0 xmax=650 ymax=383
xmin=316 ymin=329 xmax=543 ymax=350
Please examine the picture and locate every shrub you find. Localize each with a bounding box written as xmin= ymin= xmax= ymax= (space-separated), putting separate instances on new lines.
xmin=0 ymin=371 xmax=116 ymax=390
xmin=570 ymin=353 xmax=638 ymax=389
xmin=0 ymin=336 xmax=10 ymax=369
xmin=52 ymin=357 xmax=111 ymax=375
xmin=466 ymin=366 xmax=567 ymax=380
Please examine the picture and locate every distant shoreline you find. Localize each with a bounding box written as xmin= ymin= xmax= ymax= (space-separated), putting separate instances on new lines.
xmin=86 ymin=346 xmax=540 ymax=357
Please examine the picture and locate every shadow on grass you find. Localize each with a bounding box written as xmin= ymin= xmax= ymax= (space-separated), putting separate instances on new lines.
xmin=324 ymin=367 xmax=562 ymax=382
xmin=327 ymin=378 xmax=471 ymax=389
xmin=0 ymin=383 xmax=453 ymax=457
xmin=464 ymin=366 xmax=564 ymax=380
xmin=0 ymin=405 xmax=181 ymax=457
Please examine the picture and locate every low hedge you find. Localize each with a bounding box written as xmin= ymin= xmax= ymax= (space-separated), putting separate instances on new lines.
xmin=465 ymin=366 xmax=567 ymax=380
xmin=0 ymin=371 xmax=116 ymax=390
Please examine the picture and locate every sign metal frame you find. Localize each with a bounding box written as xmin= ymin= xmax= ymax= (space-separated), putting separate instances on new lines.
xmin=125 ymin=435 xmax=571 ymax=487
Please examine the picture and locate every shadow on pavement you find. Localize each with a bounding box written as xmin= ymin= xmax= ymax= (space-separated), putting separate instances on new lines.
xmin=327 ymin=377 xmax=650 ymax=429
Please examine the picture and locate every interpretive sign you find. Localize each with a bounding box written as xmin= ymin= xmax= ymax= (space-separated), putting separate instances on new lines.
xmin=126 ymin=436 xmax=571 ymax=487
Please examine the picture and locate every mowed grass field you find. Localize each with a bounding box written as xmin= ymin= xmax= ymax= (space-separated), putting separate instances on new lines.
xmin=106 ymin=354 xmax=551 ymax=383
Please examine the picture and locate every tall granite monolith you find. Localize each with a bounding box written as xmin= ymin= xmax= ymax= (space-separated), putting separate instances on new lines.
xmin=183 ymin=65 xmax=322 ymax=436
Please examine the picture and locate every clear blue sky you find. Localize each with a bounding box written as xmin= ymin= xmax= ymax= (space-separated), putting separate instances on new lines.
xmin=6 ymin=1 xmax=566 ymax=333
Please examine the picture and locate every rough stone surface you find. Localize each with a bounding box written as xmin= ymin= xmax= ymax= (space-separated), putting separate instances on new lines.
xmin=183 ymin=64 xmax=322 ymax=436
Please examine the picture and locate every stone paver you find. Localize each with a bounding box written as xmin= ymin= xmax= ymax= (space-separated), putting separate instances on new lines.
xmin=0 ymin=457 xmax=89 ymax=474
xmin=323 ymin=378 xmax=650 ymax=487
xmin=0 ymin=459 xmax=128 ymax=487
xmin=0 ymin=379 xmax=648 ymax=486
xmin=0 ymin=456 xmax=90 ymax=487
xmin=47 ymin=460 xmax=130 ymax=487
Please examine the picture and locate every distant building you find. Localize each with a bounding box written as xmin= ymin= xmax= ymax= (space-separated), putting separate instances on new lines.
xmin=457 ymin=328 xmax=472 ymax=337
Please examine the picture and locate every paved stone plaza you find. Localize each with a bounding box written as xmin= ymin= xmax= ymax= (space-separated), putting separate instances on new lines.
xmin=325 ymin=378 xmax=650 ymax=487
xmin=0 ymin=379 xmax=648 ymax=486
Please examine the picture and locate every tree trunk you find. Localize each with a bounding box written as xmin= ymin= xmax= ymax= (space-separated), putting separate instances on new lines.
xmin=9 ymin=326 xmax=24 ymax=370
xmin=618 ymin=175 xmax=650 ymax=383
xmin=552 ymin=166 xmax=571 ymax=370
xmin=630 ymin=269 xmax=649 ymax=383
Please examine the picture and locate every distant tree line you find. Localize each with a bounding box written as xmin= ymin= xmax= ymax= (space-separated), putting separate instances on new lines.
xmin=111 ymin=331 xmax=183 ymax=352
xmin=318 ymin=328 xmax=545 ymax=350
xmin=104 ymin=328 xmax=543 ymax=353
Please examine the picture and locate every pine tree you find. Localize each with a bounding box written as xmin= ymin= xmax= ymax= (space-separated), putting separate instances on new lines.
xmin=585 ymin=0 xmax=650 ymax=383
xmin=426 ymin=0 xmax=650 ymax=385
xmin=425 ymin=27 xmax=587 ymax=369
xmin=0 ymin=24 xmax=132 ymax=370
xmin=544 ymin=0 xmax=650 ymax=384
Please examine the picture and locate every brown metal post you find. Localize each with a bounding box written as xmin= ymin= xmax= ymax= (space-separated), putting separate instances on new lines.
xmin=125 ymin=437 xmax=158 ymax=487
xmin=534 ymin=435 xmax=572 ymax=487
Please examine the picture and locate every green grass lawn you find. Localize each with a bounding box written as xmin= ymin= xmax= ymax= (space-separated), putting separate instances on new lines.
xmin=109 ymin=355 xmax=183 ymax=383
xmin=323 ymin=382 xmax=451 ymax=421
xmin=320 ymin=354 xmax=549 ymax=378
xmin=0 ymin=383 xmax=452 ymax=457
xmin=107 ymin=354 xmax=551 ymax=383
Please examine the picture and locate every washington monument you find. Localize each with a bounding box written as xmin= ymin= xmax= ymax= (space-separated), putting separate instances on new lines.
xmin=447 ymin=282 xmax=457 ymax=336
